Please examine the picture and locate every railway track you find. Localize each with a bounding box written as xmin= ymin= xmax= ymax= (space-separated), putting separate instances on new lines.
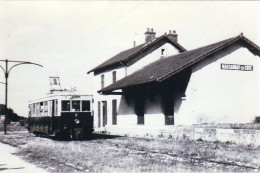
xmin=113 ymin=143 xmax=260 ymax=171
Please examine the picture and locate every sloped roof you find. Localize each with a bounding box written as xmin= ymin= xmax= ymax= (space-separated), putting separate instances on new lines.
xmin=99 ymin=34 xmax=260 ymax=93
xmin=88 ymin=34 xmax=187 ymax=74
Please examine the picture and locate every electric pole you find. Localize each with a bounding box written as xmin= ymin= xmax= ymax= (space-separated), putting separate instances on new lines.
xmin=0 ymin=59 xmax=43 ymax=134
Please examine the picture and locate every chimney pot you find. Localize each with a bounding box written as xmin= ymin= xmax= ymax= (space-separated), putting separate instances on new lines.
xmin=145 ymin=28 xmax=156 ymax=43
xmin=168 ymin=29 xmax=178 ymax=42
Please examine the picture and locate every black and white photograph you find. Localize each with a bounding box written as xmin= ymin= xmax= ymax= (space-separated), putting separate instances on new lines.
xmin=0 ymin=1 xmax=260 ymax=172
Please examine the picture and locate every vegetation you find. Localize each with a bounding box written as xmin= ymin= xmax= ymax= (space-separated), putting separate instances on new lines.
xmin=0 ymin=125 xmax=259 ymax=173
xmin=0 ymin=104 xmax=26 ymax=122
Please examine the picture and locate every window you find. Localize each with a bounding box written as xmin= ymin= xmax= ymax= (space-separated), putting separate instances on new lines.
xmin=40 ymin=102 xmax=44 ymax=115
xmin=62 ymin=101 xmax=70 ymax=111
xmin=72 ymin=101 xmax=80 ymax=111
xmin=101 ymin=74 xmax=104 ymax=89
xmin=161 ymin=49 xmax=165 ymax=55
xmin=53 ymin=78 xmax=57 ymax=84
xmin=112 ymin=71 xmax=116 ymax=84
xmin=36 ymin=103 xmax=40 ymax=116
xmin=44 ymin=101 xmax=48 ymax=115
xmin=82 ymin=101 xmax=90 ymax=111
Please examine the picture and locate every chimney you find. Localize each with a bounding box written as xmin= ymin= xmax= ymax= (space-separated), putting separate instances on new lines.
xmin=168 ymin=30 xmax=178 ymax=42
xmin=145 ymin=28 xmax=156 ymax=43
xmin=133 ymin=41 xmax=136 ymax=47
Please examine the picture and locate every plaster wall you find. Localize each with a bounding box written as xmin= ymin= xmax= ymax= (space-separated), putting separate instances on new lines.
xmin=117 ymin=114 xmax=137 ymax=126
xmin=176 ymin=47 xmax=260 ymax=125
xmin=145 ymin=114 xmax=165 ymax=126
xmin=127 ymin=43 xmax=179 ymax=75
xmin=117 ymin=91 xmax=165 ymax=126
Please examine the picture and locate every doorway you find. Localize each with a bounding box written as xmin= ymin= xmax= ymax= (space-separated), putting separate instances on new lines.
xmin=102 ymin=101 xmax=107 ymax=127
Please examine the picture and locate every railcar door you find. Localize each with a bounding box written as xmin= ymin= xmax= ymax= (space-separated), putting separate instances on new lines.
xmin=51 ymin=100 xmax=55 ymax=132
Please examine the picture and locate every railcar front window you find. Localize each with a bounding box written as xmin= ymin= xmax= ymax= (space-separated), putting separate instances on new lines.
xmin=72 ymin=101 xmax=80 ymax=112
xmin=36 ymin=103 xmax=40 ymax=116
xmin=82 ymin=101 xmax=90 ymax=111
xmin=62 ymin=101 xmax=70 ymax=111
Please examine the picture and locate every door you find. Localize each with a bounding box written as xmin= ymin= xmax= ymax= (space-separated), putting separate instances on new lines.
xmin=51 ymin=100 xmax=55 ymax=132
xmin=135 ymin=95 xmax=144 ymax=125
xmin=112 ymin=100 xmax=117 ymax=125
xmin=102 ymin=101 xmax=107 ymax=127
xmin=98 ymin=102 xmax=101 ymax=128
xmin=162 ymin=91 xmax=174 ymax=125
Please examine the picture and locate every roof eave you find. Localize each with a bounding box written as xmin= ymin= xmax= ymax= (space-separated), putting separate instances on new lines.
xmin=98 ymin=80 xmax=157 ymax=94
xmin=89 ymin=34 xmax=187 ymax=74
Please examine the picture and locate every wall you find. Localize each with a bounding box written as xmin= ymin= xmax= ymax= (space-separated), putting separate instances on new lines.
xmin=105 ymin=125 xmax=260 ymax=147
xmin=176 ymin=46 xmax=260 ymax=125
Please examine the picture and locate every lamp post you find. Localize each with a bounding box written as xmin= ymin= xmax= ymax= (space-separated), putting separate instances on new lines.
xmin=0 ymin=59 xmax=43 ymax=134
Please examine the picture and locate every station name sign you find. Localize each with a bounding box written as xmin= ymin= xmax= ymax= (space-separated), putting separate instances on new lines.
xmin=221 ymin=63 xmax=253 ymax=71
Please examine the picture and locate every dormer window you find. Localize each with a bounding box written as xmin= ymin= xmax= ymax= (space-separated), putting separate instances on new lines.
xmin=112 ymin=71 xmax=116 ymax=84
xmin=101 ymin=74 xmax=104 ymax=89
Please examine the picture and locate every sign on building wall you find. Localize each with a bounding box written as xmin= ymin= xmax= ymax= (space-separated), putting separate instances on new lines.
xmin=221 ymin=63 xmax=253 ymax=71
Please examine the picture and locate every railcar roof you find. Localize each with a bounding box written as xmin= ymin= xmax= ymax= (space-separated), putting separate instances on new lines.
xmin=29 ymin=90 xmax=92 ymax=103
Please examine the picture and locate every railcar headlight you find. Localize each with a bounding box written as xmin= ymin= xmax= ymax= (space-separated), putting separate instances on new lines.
xmin=74 ymin=119 xmax=80 ymax=124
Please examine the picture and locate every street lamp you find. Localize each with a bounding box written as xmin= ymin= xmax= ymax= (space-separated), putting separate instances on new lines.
xmin=0 ymin=59 xmax=43 ymax=134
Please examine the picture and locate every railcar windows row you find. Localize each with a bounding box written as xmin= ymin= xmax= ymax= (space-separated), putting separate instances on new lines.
xmin=61 ymin=100 xmax=91 ymax=112
xmin=30 ymin=99 xmax=57 ymax=116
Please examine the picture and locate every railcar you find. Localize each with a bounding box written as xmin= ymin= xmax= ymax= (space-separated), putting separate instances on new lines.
xmin=28 ymin=90 xmax=94 ymax=139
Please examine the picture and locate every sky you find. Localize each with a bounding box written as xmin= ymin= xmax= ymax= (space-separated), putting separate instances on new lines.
xmin=0 ymin=1 xmax=259 ymax=116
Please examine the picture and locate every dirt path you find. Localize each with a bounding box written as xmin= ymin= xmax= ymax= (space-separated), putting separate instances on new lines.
xmin=0 ymin=141 xmax=48 ymax=173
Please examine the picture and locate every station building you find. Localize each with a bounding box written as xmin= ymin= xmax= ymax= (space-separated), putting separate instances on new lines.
xmin=97 ymin=33 xmax=260 ymax=135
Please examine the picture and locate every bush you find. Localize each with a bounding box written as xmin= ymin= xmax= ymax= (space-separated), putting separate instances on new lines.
xmin=19 ymin=119 xmax=28 ymax=126
xmin=254 ymin=116 xmax=260 ymax=123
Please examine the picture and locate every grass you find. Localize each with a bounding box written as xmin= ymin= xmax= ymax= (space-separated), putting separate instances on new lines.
xmin=0 ymin=124 xmax=260 ymax=172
